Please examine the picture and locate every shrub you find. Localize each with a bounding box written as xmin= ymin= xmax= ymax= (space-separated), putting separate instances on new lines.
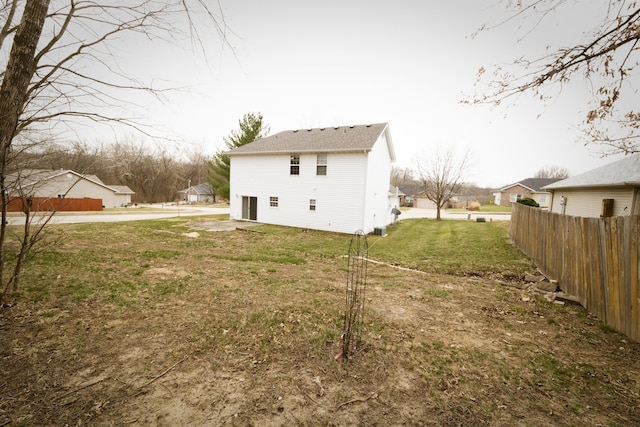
xmin=467 ymin=201 xmax=481 ymax=211
xmin=517 ymin=197 xmax=539 ymax=207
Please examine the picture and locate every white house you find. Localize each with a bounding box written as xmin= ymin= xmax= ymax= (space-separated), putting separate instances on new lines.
xmin=179 ymin=182 xmax=216 ymax=203
xmin=227 ymin=123 xmax=396 ymax=234
xmin=543 ymin=154 xmax=640 ymax=218
xmin=8 ymin=169 xmax=134 ymax=208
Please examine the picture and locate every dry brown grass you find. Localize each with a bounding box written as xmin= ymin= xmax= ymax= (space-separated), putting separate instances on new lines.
xmin=1 ymin=217 xmax=640 ymax=426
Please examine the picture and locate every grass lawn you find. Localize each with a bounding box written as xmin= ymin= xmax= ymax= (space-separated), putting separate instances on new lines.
xmin=371 ymin=218 xmax=527 ymax=275
xmin=2 ymin=216 xmax=639 ymax=426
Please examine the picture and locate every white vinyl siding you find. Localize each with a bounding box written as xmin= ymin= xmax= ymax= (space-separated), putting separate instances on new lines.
xmin=362 ymin=131 xmax=394 ymax=231
xmin=531 ymin=192 xmax=552 ymax=208
xmin=31 ymin=174 xmax=129 ymax=208
xmin=230 ymin=152 xmax=369 ymax=233
xmin=549 ymin=187 xmax=635 ymax=217
xmin=537 ymin=193 xmax=547 ymax=206
xmin=228 ymin=127 xmax=395 ymax=234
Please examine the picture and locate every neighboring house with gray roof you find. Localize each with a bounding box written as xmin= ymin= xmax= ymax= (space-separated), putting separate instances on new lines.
xmin=7 ymin=169 xmax=134 ymax=208
xmin=397 ymin=183 xmax=424 ymax=207
xmin=493 ymin=178 xmax=561 ymax=208
xmin=542 ymin=154 xmax=640 ymax=218
xmin=179 ymin=182 xmax=216 ymax=203
xmin=227 ymin=123 xmax=396 ymax=234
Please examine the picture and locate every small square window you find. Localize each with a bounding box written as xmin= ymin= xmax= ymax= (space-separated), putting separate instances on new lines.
xmin=270 ymin=196 xmax=278 ymax=207
xmin=290 ymin=154 xmax=300 ymax=175
xmin=316 ymin=154 xmax=327 ymax=176
xmin=309 ymin=199 xmax=316 ymax=211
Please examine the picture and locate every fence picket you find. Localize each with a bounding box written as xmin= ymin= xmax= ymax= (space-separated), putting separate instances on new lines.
xmin=510 ymin=204 xmax=639 ymax=341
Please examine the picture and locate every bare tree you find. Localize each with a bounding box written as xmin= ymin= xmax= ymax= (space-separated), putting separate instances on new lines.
xmin=414 ymin=145 xmax=472 ymax=221
xmin=390 ymin=166 xmax=416 ymax=186
xmin=534 ymin=165 xmax=569 ymax=179
xmin=467 ymin=1 xmax=640 ymax=155
xmin=0 ymin=1 xmax=227 ymax=304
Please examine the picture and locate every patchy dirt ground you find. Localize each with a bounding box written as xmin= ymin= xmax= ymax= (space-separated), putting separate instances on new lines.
xmin=2 ymin=221 xmax=640 ymax=426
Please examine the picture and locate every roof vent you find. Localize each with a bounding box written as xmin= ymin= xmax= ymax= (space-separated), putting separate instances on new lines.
xmin=349 ymin=125 xmax=355 ymax=129
xmin=293 ymin=130 xmax=298 ymax=133
xmin=307 ymin=128 xmax=312 ymax=132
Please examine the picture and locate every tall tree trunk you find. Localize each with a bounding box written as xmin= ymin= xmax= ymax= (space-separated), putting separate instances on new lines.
xmin=0 ymin=0 xmax=50 ymax=148
xmin=0 ymin=0 xmax=51 ymax=302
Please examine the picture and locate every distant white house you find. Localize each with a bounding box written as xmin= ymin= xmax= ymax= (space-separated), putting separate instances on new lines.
xmin=8 ymin=169 xmax=134 ymax=208
xmin=543 ymin=154 xmax=640 ymax=218
xmin=227 ymin=123 xmax=396 ymax=234
xmin=179 ymin=182 xmax=216 ymax=203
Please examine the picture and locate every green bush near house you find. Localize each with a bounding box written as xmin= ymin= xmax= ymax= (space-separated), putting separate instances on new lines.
xmin=517 ymin=197 xmax=539 ymax=207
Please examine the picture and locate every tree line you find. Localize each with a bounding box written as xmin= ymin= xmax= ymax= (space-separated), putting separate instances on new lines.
xmin=16 ymin=138 xmax=210 ymax=204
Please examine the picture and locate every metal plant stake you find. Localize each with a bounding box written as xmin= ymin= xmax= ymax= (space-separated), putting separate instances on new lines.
xmin=341 ymin=230 xmax=368 ymax=361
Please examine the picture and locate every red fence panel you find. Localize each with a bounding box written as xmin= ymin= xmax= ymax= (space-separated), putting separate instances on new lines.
xmin=6 ymin=197 xmax=103 ymax=212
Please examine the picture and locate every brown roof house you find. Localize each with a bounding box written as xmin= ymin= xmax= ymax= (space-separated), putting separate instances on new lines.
xmin=493 ymin=178 xmax=561 ymax=208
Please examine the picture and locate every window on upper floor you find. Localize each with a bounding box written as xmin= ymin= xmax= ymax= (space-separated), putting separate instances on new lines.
xmin=290 ymin=154 xmax=300 ymax=175
xmin=316 ymin=154 xmax=327 ymax=176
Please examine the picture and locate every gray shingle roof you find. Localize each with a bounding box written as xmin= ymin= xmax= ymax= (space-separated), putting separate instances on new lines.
xmin=543 ymin=153 xmax=640 ymax=190
xmin=499 ymin=178 xmax=561 ymax=192
xmin=109 ymin=185 xmax=135 ymax=194
xmin=227 ymin=123 xmax=390 ymax=156
xmin=6 ymin=169 xmax=134 ymax=194
xmin=192 ymin=183 xmax=214 ymax=195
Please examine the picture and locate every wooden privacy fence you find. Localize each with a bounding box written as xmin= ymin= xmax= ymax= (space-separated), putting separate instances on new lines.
xmin=510 ymin=203 xmax=639 ymax=341
xmin=6 ymin=197 xmax=103 ymax=212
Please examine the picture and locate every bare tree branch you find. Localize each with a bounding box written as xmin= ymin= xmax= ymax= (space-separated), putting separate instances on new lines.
xmin=466 ymin=0 xmax=640 ymax=155
xmin=0 ymin=0 xmax=231 ymax=304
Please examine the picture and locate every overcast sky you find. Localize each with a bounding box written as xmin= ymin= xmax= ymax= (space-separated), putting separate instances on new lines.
xmin=103 ymin=0 xmax=629 ymax=188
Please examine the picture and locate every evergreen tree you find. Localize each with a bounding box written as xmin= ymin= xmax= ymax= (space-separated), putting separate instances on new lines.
xmin=208 ymin=113 xmax=269 ymax=200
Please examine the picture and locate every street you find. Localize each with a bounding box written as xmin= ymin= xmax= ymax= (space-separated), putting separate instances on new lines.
xmin=5 ymin=205 xmax=510 ymax=226
xmin=6 ymin=204 xmax=231 ymax=226
xmin=399 ymin=208 xmax=511 ymax=222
